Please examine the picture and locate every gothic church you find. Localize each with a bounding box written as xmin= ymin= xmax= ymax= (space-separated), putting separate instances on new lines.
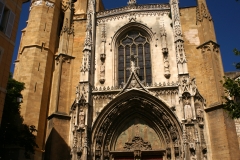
xmin=13 ymin=0 xmax=240 ymax=159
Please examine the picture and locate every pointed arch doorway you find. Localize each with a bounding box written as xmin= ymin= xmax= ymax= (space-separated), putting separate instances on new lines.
xmin=92 ymin=90 xmax=182 ymax=160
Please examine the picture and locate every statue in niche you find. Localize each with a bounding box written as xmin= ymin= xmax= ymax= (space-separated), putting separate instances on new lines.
xmin=164 ymin=54 xmax=170 ymax=74
xmin=196 ymin=104 xmax=204 ymax=123
xmin=96 ymin=142 xmax=101 ymax=150
xmin=72 ymin=110 xmax=76 ymax=125
xmin=183 ymin=96 xmax=193 ymax=122
xmin=79 ymin=109 xmax=85 ymax=129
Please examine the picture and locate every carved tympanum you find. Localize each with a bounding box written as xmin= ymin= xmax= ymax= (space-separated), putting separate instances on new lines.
xmin=123 ymin=136 xmax=152 ymax=151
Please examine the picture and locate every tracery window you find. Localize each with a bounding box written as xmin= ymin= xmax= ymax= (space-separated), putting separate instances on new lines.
xmin=118 ymin=31 xmax=152 ymax=86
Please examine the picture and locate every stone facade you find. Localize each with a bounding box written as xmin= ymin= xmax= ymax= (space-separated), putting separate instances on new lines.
xmin=13 ymin=0 xmax=240 ymax=159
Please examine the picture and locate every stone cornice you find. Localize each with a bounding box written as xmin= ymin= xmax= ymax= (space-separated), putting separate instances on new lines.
xmin=55 ymin=53 xmax=75 ymax=60
xmin=204 ymin=102 xmax=223 ymax=112
xmin=48 ymin=112 xmax=71 ymax=120
xmin=92 ymin=85 xmax=178 ymax=94
xmin=196 ymin=40 xmax=220 ymax=49
xmin=97 ymin=3 xmax=170 ymax=19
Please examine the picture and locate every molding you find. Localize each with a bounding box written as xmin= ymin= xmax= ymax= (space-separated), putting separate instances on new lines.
xmin=204 ymin=102 xmax=223 ymax=112
xmin=97 ymin=10 xmax=170 ymax=24
xmin=19 ymin=44 xmax=54 ymax=55
xmin=48 ymin=112 xmax=71 ymax=120
xmin=97 ymin=4 xmax=170 ymax=18
xmin=92 ymin=82 xmax=179 ymax=94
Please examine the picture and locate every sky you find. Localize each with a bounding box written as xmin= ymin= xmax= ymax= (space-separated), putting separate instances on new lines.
xmin=11 ymin=0 xmax=240 ymax=72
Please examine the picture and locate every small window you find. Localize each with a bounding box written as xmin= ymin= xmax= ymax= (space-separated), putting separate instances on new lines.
xmin=0 ymin=1 xmax=15 ymax=38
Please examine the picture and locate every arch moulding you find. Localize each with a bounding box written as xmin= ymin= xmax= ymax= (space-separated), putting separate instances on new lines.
xmin=92 ymin=89 xmax=183 ymax=160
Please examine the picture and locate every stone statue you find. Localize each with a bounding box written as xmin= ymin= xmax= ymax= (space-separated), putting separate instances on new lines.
xmin=196 ymin=105 xmax=204 ymax=123
xmin=79 ymin=109 xmax=85 ymax=129
xmin=184 ymin=99 xmax=193 ymax=121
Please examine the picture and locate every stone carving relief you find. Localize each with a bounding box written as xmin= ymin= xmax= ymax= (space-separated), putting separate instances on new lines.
xmin=45 ymin=1 xmax=54 ymax=8
xmin=160 ymin=24 xmax=170 ymax=79
xmin=123 ymin=136 xmax=152 ymax=151
xmin=183 ymin=93 xmax=193 ymax=122
xmin=30 ymin=0 xmax=55 ymax=10
xmin=32 ymin=0 xmax=42 ymax=6
xmin=81 ymin=11 xmax=93 ymax=73
xmin=97 ymin=4 xmax=170 ymax=18
xmin=198 ymin=41 xmax=219 ymax=54
xmin=99 ymin=23 xmax=106 ymax=84
xmin=201 ymin=3 xmax=212 ymax=20
xmin=97 ymin=11 xmax=170 ymax=24
xmin=78 ymin=109 xmax=85 ymax=129
xmin=198 ymin=3 xmax=212 ymax=22
xmin=62 ymin=0 xmax=70 ymax=11
xmin=179 ymin=76 xmax=197 ymax=95
xmin=195 ymin=103 xmax=204 ymax=124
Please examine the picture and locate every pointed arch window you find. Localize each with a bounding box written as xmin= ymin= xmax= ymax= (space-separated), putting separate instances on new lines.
xmin=118 ymin=31 xmax=152 ymax=86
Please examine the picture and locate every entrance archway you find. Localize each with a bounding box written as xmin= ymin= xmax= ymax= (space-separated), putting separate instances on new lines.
xmin=92 ymin=89 xmax=182 ymax=160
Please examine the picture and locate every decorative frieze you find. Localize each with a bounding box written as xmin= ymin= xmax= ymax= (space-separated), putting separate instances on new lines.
xmin=197 ymin=40 xmax=220 ymax=54
xmin=97 ymin=11 xmax=170 ymax=24
xmin=97 ymin=4 xmax=170 ymax=18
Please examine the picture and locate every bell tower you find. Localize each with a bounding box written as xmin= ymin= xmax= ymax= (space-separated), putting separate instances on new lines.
xmin=13 ymin=0 xmax=63 ymax=159
xmin=195 ymin=0 xmax=240 ymax=159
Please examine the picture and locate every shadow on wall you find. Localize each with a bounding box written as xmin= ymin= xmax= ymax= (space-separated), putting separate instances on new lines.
xmin=44 ymin=128 xmax=71 ymax=160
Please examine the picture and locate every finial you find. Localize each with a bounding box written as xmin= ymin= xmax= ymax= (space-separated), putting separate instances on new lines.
xmin=128 ymin=0 xmax=136 ymax=5
xmin=127 ymin=52 xmax=139 ymax=73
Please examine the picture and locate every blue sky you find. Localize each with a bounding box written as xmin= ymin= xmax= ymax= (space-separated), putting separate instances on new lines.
xmin=11 ymin=0 xmax=240 ymax=72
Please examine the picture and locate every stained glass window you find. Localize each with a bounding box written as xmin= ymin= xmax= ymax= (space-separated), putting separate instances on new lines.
xmin=118 ymin=31 xmax=152 ymax=86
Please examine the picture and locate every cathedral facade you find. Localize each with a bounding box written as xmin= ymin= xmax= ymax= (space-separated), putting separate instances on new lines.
xmin=13 ymin=0 xmax=240 ymax=159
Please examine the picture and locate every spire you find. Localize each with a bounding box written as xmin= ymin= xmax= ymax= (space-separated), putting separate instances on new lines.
xmin=128 ymin=0 xmax=136 ymax=6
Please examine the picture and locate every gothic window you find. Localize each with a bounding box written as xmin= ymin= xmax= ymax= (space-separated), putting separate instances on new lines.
xmin=118 ymin=31 xmax=152 ymax=86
